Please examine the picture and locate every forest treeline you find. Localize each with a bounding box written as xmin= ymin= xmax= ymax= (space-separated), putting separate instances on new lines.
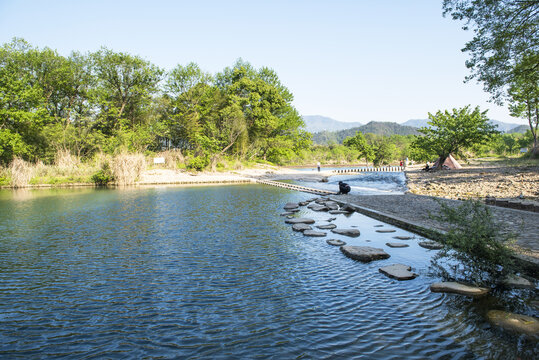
xmin=0 ymin=39 xmax=535 ymax=175
xmin=0 ymin=38 xmax=310 ymax=168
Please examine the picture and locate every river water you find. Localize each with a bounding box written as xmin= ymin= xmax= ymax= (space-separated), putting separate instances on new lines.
xmin=0 ymin=181 xmax=537 ymax=359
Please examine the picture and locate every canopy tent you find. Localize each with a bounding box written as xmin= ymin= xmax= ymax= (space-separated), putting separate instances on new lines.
xmin=433 ymin=154 xmax=462 ymax=170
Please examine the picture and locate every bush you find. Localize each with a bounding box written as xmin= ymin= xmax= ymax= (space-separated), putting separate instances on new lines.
xmin=111 ymin=152 xmax=146 ymax=185
xmin=430 ymin=200 xmax=516 ymax=286
xmin=186 ymin=156 xmax=209 ymax=171
xmin=91 ymin=165 xmax=114 ymax=186
xmin=9 ymin=157 xmax=33 ymax=188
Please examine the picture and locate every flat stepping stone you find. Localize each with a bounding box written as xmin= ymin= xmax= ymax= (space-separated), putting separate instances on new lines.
xmin=316 ymin=224 xmax=336 ymax=230
xmin=379 ymin=264 xmax=417 ymax=280
xmin=393 ymin=236 xmax=413 ymax=240
xmin=326 ymin=239 xmax=346 ymax=246
xmin=340 ymin=246 xmax=390 ymax=262
xmin=298 ymin=201 xmax=309 ymax=206
xmin=292 ymin=223 xmax=312 ymax=232
xmin=280 ymin=212 xmax=294 ymax=216
xmin=499 ymin=275 xmax=536 ymax=289
xmin=303 ymin=230 xmax=326 ymax=237
xmin=286 ymin=215 xmax=294 ymax=219
xmin=331 ymin=228 xmax=360 ymax=237
xmin=374 ymin=225 xmax=384 ymax=227
xmin=430 ymin=282 xmax=489 ymax=297
xmin=284 ymin=202 xmax=299 ymax=210
xmin=376 ymin=229 xmax=396 ymax=233
xmin=418 ymin=241 xmax=443 ymax=250
xmin=325 ymin=202 xmax=339 ymax=210
xmin=285 ymin=218 xmax=315 ymax=224
xmin=341 ymin=205 xmax=355 ymax=212
xmin=487 ymin=310 xmax=539 ymax=338
xmin=328 ymin=210 xmax=350 ymax=214
xmin=386 ymin=242 xmax=409 ymax=248
xmin=326 ymin=217 xmax=337 ymax=222
xmin=288 ymin=208 xmax=300 ymax=213
xmin=308 ymin=204 xmax=328 ymax=211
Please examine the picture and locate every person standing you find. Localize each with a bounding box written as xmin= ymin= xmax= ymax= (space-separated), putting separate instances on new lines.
xmin=317 ymin=161 xmax=321 ymax=172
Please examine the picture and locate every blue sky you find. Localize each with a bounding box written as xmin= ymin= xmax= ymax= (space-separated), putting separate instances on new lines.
xmin=0 ymin=0 xmax=525 ymax=124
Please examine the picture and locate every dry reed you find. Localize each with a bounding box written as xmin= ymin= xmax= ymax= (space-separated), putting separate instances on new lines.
xmin=156 ymin=150 xmax=185 ymax=169
xmin=9 ymin=157 xmax=33 ymax=188
xmin=55 ymin=149 xmax=80 ymax=171
xmin=111 ymin=153 xmax=146 ymax=186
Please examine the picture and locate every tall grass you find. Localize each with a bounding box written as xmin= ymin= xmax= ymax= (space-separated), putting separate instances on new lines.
xmin=9 ymin=157 xmax=33 ymax=188
xmin=55 ymin=149 xmax=80 ymax=171
xmin=111 ymin=152 xmax=146 ymax=186
xmin=156 ymin=150 xmax=185 ymax=169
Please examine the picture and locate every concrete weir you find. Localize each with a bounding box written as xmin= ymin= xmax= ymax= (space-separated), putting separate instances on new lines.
xmin=256 ymin=179 xmax=337 ymax=195
xmin=332 ymin=166 xmax=404 ymax=174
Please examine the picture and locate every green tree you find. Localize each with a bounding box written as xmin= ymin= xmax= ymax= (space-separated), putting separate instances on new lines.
xmin=343 ymin=131 xmax=374 ymax=165
xmin=412 ymin=106 xmax=498 ymax=168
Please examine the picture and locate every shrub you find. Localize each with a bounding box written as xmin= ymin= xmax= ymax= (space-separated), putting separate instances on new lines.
xmin=430 ymin=200 xmax=516 ymax=286
xmin=9 ymin=157 xmax=33 ymax=188
xmin=91 ymin=162 xmax=114 ymax=186
xmin=55 ymin=149 xmax=80 ymax=171
xmin=186 ymin=156 xmax=209 ymax=171
xmin=110 ymin=152 xmax=146 ymax=186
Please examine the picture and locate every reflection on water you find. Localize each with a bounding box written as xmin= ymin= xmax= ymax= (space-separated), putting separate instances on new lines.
xmin=0 ymin=185 xmax=537 ymax=359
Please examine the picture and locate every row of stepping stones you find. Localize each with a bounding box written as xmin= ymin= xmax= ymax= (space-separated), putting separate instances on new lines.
xmin=282 ymin=199 xmax=539 ymax=337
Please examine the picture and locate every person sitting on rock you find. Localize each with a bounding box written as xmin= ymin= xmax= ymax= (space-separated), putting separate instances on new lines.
xmin=338 ymin=181 xmax=351 ymax=195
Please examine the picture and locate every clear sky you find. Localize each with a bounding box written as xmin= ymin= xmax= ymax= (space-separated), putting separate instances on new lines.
xmin=0 ymin=0 xmax=525 ymax=124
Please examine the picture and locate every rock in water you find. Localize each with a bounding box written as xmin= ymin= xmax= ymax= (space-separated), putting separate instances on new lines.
xmin=303 ymin=230 xmax=326 ymax=237
xmin=331 ymin=228 xmax=360 ymax=237
xmin=308 ymin=203 xmax=328 ymax=211
xmin=327 ymin=239 xmax=346 ymax=246
xmin=285 ymin=218 xmax=315 ymax=224
xmin=386 ymin=242 xmax=409 ymax=248
xmin=487 ymin=310 xmax=539 ymax=338
xmin=280 ymin=212 xmax=294 ymax=216
xmin=316 ymin=224 xmax=337 ymax=229
xmin=324 ymin=201 xmax=339 ymax=210
xmin=379 ymin=264 xmax=417 ymax=280
xmin=284 ymin=202 xmax=299 ymax=210
xmin=376 ymin=229 xmax=396 ymax=233
xmin=499 ymin=274 xmax=536 ymax=289
xmin=328 ymin=210 xmax=350 ymax=214
xmin=298 ymin=201 xmax=309 ymax=206
xmin=292 ymin=223 xmax=312 ymax=232
xmin=340 ymin=246 xmax=390 ymax=262
xmin=393 ymin=236 xmax=413 ymax=240
xmin=418 ymin=241 xmax=443 ymax=250
xmin=430 ymin=282 xmax=489 ymax=297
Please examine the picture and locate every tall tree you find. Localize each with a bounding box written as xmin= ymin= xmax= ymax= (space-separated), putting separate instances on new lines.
xmin=343 ymin=131 xmax=374 ymax=165
xmin=412 ymin=106 xmax=498 ymax=168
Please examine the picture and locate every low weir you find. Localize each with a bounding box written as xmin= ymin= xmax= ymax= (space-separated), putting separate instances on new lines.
xmin=256 ymin=179 xmax=337 ymax=195
xmin=333 ymin=166 xmax=404 ymax=174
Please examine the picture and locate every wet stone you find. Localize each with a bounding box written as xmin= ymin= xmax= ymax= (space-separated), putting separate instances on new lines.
xmin=329 ymin=210 xmax=350 ymax=215
xmin=316 ymin=224 xmax=337 ymax=230
xmin=298 ymin=201 xmax=309 ymax=206
xmin=292 ymin=223 xmax=312 ymax=232
xmin=285 ymin=218 xmax=315 ymax=224
xmin=326 ymin=217 xmax=337 ymax=222
xmin=340 ymin=246 xmax=390 ymax=262
xmin=284 ymin=202 xmax=299 ymax=210
xmin=374 ymin=225 xmax=384 ymax=227
xmin=487 ymin=310 xmax=539 ymax=338
xmin=325 ymin=201 xmax=339 ymax=210
xmin=376 ymin=229 xmax=396 ymax=233
xmin=331 ymin=228 xmax=360 ymax=237
xmin=303 ymin=230 xmax=326 ymax=237
xmin=288 ymin=208 xmax=300 ymax=213
xmin=379 ymin=264 xmax=417 ymax=280
xmin=393 ymin=236 xmax=413 ymax=240
xmin=308 ymin=204 xmax=328 ymax=211
xmin=430 ymin=282 xmax=489 ymax=297
xmin=386 ymin=242 xmax=409 ymax=248
xmin=499 ymin=274 xmax=536 ymax=289
xmin=327 ymin=239 xmax=346 ymax=246
xmin=280 ymin=212 xmax=294 ymax=216
xmin=418 ymin=241 xmax=443 ymax=250
xmin=286 ymin=215 xmax=295 ymax=219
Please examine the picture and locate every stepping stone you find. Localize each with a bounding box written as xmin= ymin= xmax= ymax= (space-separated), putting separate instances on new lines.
xmin=289 ymin=208 xmax=300 ymax=213
xmin=285 ymin=218 xmax=315 ymax=224
xmin=308 ymin=204 xmax=328 ymax=211
xmin=316 ymin=224 xmax=336 ymax=230
xmin=430 ymin=282 xmax=489 ymax=297
xmin=298 ymin=201 xmax=309 ymax=206
xmin=393 ymin=236 xmax=413 ymax=240
xmin=286 ymin=215 xmax=294 ymax=219
xmin=341 ymin=205 xmax=355 ymax=212
xmin=292 ymin=223 xmax=312 ymax=232
xmin=280 ymin=212 xmax=294 ymax=216
xmin=351 ymin=225 xmax=358 ymax=228
xmin=326 ymin=217 xmax=337 ymax=222
xmin=326 ymin=239 xmax=346 ymax=246
xmin=340 ymin=246 xmax=390 ymax=262
xmin=304 ymin=230 xmax=326 ymax=237
xmin=379 ymin=264 xmax=417 ymax=280
xmin=331 ymin=228 xmax=360 ymax=237
xmin=386 ymin=242 xmax=409 ymax=248
xmin=329 ymin=210 xmax=350 ymax=214
xmin=374 ymin=225 xmax=384 ymax=227
xmin=376 ymin=229 xmax=396 ymax=233
xmin=365 ymin=240 xmax=372 ymax=242
xmin=284 ymin=202 xmax=299 ymax=210
xmin=487 ymin=310 xmax=539 ymax=338
xmin=418 ymin=241 xmax=443 ymax=250
xmin=325 ymin=202 xmax=339 ymax=210
xmin=499 ymin=275 xmax=536 ymax=289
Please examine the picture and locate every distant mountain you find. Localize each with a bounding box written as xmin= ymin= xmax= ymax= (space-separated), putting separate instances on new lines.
xmin=401 ymin=119 xmax=429 ymax=128
xmin=402 ymin=118 xmax=523 ymax=133
xmin=507 ymin=125 xmax=529 ymax=134
xmin=302 ymin=115 xmax=362 ymax=133
xmin=312 ymin=121 xmax=420 ymax=145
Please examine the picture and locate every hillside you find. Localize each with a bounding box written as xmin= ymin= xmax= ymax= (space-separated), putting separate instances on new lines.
xmin=312 ymin=121 xmax=420 ymax=144
xmin=302 ymin=115 xmax=362 ymax=133
xmin=507 ymin=125 xmax=530 ymax=134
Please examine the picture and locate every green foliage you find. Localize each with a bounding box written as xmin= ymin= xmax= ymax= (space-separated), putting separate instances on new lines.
xmin=343 ymin=132 xmax=374 ymax=165
xmin=186 ymin=156 xmax=209 ymax=171
xmin=91 ymin=163 xmax=113 ymax=185
xmin=412 ymin=106 xmax=498 ymax=167
xmin=430 ymin=200 xmax=516 ymax=286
